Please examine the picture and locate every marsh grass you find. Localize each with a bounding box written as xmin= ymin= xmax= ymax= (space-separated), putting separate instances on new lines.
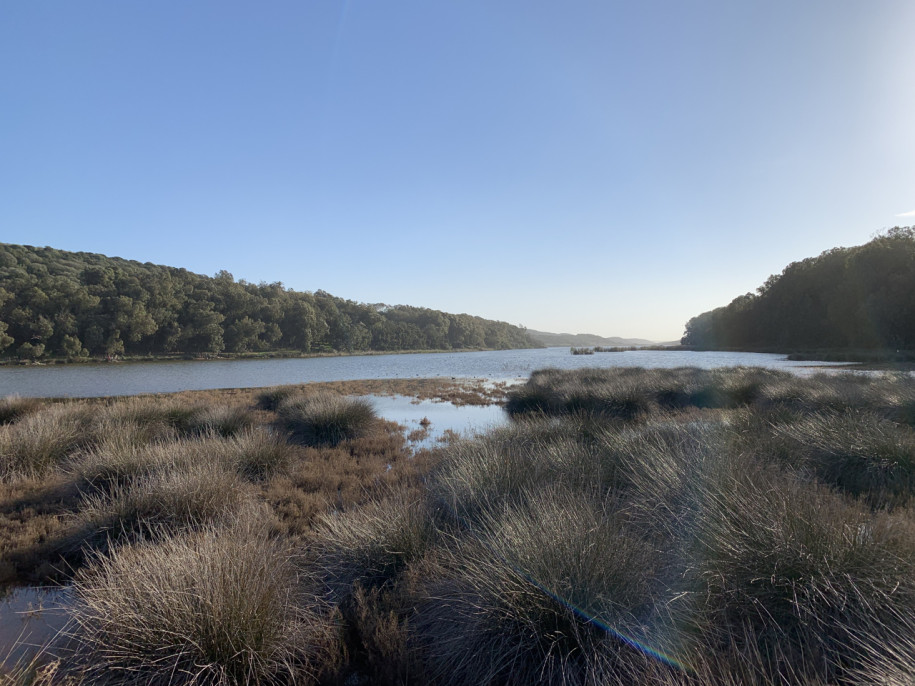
xmin=255 ymin=386 xmax=298 ymax=412
xmin=775 ymin=410 xmax=915 ymax=507
xmin=7 ymin=371 xmax=915 ymax=683
xmin=0 ymin=404 xmax=95 ymax=481
xmin=68 ymin=516 xmax=341 ymax=685
xmin=689 ymin=462 xmax=915 ymax=680
xmin=0 ymin=396 xmax=42 ymax=425
xmin=311 ymin=496 xmax=437 ymax=598
xmin=188 ymin=404 xmax=256 ymax=437
xmin=278 ymin=392 xmax=377 ymax=446
xmin=409 ymin=487 xmax=667 ymax=686
xmin=75 ymin=461 xmax=253 ymax=543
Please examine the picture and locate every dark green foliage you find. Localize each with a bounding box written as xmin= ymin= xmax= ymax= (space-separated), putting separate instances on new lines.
xmin=0 ymin=243 xmax=536 ymax=359
xmin=682 ymin=227 xmax=915 ymax=350
xmin=278 ymin=392 xmax=377 ymax=446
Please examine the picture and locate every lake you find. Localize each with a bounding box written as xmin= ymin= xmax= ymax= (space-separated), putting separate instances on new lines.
xmin=0 ymin=348 xmax=845 ymax=399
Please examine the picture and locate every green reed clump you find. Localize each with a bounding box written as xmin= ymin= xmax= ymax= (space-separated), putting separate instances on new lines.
xmin=68 ymin=517 xmax=340 ymax=685
xmin=278 ymin=392 xmax=377 ymax=446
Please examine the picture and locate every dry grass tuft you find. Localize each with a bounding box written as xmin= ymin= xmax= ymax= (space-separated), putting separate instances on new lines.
xmin=278 ymin=392 xmax=377 ymax=446
xmin=68 ymin=515 xmax=341 ymax=685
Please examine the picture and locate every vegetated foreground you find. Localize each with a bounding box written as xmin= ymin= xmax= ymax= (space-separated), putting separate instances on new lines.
xmin=3 ymin=368 xmax=915 ymax=684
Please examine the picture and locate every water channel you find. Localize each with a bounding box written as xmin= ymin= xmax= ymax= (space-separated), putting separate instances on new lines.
xmin=0 ymin=348 xmax=845 ymax=399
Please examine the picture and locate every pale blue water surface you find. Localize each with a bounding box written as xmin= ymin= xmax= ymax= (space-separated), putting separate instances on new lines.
xmin=0 ymin=348 xmax=844 ymax=398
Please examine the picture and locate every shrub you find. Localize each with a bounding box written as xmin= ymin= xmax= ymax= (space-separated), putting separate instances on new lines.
xmin=68 ymin=517 xmax=340 ymax=685
xmin=278 ymin=392 xmax=376 ymax=446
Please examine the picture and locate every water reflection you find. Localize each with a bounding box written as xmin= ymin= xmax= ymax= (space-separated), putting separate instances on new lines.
xmin=369 ymin=395 xmax=508 ymax=449
xmin=0 ymin=586 xmax=70 ymax=669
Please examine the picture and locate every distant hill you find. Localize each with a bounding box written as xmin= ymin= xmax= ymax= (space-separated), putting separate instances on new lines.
xmin=682 ymin=227 xmax=915 ymax=351
xmin=527 ymin=330 xmax=656 ymax=348
xmin=0 ymin=243 xmax=537 ymax=360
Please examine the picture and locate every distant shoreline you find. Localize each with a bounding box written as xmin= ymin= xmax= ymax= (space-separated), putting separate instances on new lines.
xmin=0 ymin=345 xmax=543 ymax=368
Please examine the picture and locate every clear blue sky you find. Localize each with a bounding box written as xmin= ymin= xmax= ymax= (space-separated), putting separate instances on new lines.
xmin=2 ymin=1 xmax=913 ymax=341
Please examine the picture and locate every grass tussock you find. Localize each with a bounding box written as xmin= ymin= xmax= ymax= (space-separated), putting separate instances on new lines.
xmin=68 ymin=516 xmax=341 ymax=685
xmin=0 ymin=404 xmax=95 ymax=481
xmin=775 ymin=410 xmax=915 ymax=508
xmin=0 ymin=395 xmax=42 ymax=425
xmin=278 ymin=392 xmax=377 ymax=446
xmin=255 ymin=385 xmax=298 ymax=412
xmin=311 ymin=496 xmax=437 ymax=597
xmin=75 ymin=461 xmax=254 ymax=543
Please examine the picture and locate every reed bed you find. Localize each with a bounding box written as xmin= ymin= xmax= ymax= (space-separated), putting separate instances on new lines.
xmin=4 ymin=369 xmax=915 ymax=684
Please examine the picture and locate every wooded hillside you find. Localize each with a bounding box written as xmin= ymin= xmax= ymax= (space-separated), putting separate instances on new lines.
xmin=0 ymin=244 xmax=535 ymax=359
xmin=682 ymin=227 xmax=915 ymax=351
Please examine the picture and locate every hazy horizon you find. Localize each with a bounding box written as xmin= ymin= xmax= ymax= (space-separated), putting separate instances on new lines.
xmin=3 ymin=2 xmax=913 ymax=341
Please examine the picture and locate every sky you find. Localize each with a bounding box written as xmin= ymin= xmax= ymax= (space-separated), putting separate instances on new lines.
xmin=2 ymin=1 xmax=914 ymax=342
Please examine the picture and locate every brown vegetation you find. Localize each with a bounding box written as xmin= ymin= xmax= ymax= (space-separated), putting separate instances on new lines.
xmin=5 ymin=369 xmax=915 ymax=684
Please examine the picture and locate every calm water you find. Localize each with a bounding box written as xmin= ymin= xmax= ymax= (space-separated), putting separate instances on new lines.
xmin=0 ymin=348 xmax=844 ymax=399
xmin=0 ymin=586 xmax=70 ymax=668
xmin=370 ymin=395 xmax=508 ymax=448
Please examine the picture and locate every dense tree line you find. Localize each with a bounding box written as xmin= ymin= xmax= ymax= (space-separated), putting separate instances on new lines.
xmin=682 ymin=227 xmax=915 ymax=350
xmin=0 ymin=243 xmax=535 ymax=359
